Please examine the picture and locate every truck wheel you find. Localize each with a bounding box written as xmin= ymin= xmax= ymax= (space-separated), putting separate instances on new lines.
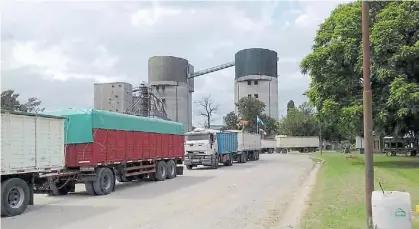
xmin=1 ymin=178 xmax=30 ymax=217
xmin=268 ymin=149 xmax=274 ymax=154
xmin=225 ymin=156 xmax=233 ymax=166
xmin=93 ymin=167 xmax=115 ymax=195
xmin=240 ymin=153 xmax=247 ymax=163
xmin=186 ymin=165 xmax=193 ymax=170
xmin=155 ymin=161 xmax=167 ymax=181
xmin=49 ymin=181 xmax=70 ymax=196
xmin=166 ymin=160 xmax=176 ymax=179
xmin=85 ymin=182 xmax=97 ymax=195
xmin=212 ymin=155 xmax=219 ymax=169
xmin=255 ymin=151 xmax=260 ymax=161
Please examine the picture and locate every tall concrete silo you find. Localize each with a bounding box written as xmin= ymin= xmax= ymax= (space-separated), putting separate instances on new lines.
xmin=148 ymin=56 xmax=194 ymax=132
xmin=234 ymin=48 xmax=279 ymax=120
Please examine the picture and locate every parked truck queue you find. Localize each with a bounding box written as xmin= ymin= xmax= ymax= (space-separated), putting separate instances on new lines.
xmin=1 ymin=109 xmax=320 ymax=218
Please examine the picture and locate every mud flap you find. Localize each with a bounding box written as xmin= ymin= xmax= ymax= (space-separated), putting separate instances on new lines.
xmin=176 ymin=165 xmax=184 ymax=175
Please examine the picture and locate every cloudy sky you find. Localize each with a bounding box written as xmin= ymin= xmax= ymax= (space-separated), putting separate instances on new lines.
xmin=1 ymin=0 xmax=349 ymax=126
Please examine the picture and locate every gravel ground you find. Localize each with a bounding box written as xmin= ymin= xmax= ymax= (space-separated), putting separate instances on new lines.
xmin=2 ymin=153 xmax=313 ymax=229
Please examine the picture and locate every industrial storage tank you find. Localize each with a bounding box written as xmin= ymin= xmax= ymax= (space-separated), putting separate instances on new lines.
xmin=234 ymin=48 xmax=279 ymax=120
xmin=148 ymin=56 xmax=194 ymax=132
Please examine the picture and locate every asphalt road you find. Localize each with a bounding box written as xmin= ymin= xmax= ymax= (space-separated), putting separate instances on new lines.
xmin=2 ymin=153 xmax=313 ymax=229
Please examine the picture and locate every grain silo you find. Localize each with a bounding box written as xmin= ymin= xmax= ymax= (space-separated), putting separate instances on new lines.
xmin=148 ymin=56 xmax=194 ymax=132
xmin=94 ymin=82 xmax=133 ymax=113
xmin=234 ymin=48 xmax=278 ymax=119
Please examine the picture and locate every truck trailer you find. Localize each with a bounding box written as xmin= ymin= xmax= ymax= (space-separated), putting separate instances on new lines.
xmin=1 ymin=110 xmax=66 ymax=217
xmin=235 ymin=131 xmax=261 ymax=162
xmin=184 ymin=128 xmax=237 ymax=169
xmin=261 ymin=139 xmax=276 ymax=154
xmin=275 ymin=135 xmax=319 ymax=153
xmin=36 ymin=109 xmax=185 ymax=197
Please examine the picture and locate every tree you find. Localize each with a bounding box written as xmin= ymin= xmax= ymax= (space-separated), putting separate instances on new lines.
xmin=287 ymin=100 xmax=295 ymax=113
xmin=195 ymin=95 xmax=219 ymax=129
xmin=1 ymin=90 xmax=45 ymax=113
xmin=224 ymin=111 xmax=239 ymax=130
xmin=300 ymin=1 xmax=419 ymax=141
xmin=235 ymin=97 xmax=266 ymax=133
xmin=278 ymin=103 xmax=318 ymax=136
xmin=258 ymin=113 xmax=278 ymax=136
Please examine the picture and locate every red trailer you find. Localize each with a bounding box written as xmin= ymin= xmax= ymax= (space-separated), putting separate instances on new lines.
xmin=35 ymin=109 xmax=185 ymax=196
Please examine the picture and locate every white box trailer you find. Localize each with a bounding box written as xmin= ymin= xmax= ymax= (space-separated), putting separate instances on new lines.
xmin=235 ymin=132 xmax=262 ymax=162
xmin=261 ymin=139 xmax=276 ymax=154
xmin=275 ymin=135 xmax=319 ymax=153
xmin=1 ymin=111 xmax=66 ymax=217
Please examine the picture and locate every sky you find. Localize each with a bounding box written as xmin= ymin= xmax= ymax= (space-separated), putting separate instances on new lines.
xmin=1 ymin=0 xmax=350 ymax=126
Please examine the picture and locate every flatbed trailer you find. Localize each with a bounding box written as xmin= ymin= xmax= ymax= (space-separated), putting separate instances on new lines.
xmin=36 ymin=109 xmax=185 ymax=196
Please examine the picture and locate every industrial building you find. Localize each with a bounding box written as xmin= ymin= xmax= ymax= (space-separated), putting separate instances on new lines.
xmin=94 ymin=82 xmax=133 ymax=113
xmin=234 ymin=48 xmax=279 ymax=120
xmin=148 ymin=56 xmax=195 ymax=133
xmin=93 ymin=48 xmax=279 ymax=133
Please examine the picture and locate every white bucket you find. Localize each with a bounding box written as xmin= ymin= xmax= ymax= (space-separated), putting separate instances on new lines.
xmin=372 ymin=191 xmax=412 ymax=229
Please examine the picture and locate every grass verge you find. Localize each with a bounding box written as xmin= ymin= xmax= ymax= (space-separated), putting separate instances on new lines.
xmin=301 ymin=152 xmax=419 ymax=229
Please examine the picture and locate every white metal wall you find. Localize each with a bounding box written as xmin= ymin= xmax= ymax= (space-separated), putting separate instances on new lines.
xmin=94 ymin=82 xmax=133 ymax=113
xmin=234 ymin=75 xmax=278 ymax=120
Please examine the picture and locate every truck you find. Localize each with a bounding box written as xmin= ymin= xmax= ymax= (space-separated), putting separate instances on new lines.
xmin=1 ymin=110 xmax=67 ymax=217
xmin=275 ymin=135 xmax=319 ymax=153
xmin=235 ymin=131 xmax=261 ymax=162
xmin=184 ymin=128 xmax=236 ymax=169
xmin=261 ymin=139 xmax=276 ymax=154
xmin=184 ymin=129 xmax=261 ymax=169
xmin=35 ymin=108 xmax=185 ymax=197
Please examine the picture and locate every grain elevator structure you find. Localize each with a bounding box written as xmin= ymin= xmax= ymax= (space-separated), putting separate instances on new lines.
xmin=94 ymin=82 xmax=133 ymax=113
xmin=234 ymin=48 xmax=279 ymax=120
xmin=148 ymin=56 xmax=195 ymax=133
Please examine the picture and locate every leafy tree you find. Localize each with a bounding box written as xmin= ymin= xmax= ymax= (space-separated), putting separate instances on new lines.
xmin=287 ymin=100 xmax=295 ymax=113
xmin=195 ymin=95 xmax=219 ymax=129
xmin=235 ymin=97 xmax=266 ymax=133
xmin=258 ymin=113 xmax=278 ymax=136
xmin=278 ymin=103 xmax=318 ymax=136
xmin=1 ymin=90 xmax=45 ymax=113
xmin=224 ymin=111 xmax=239 ymax=130
xmin=300 ymin=1 xmax=419 ymax=141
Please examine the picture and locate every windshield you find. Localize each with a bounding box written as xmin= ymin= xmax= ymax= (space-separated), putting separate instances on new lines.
xmin=186 ymin=134 xmax=210 ymax=141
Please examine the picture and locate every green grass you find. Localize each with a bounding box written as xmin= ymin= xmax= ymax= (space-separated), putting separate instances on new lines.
xmin=301 ymin=152 xmax=419 ymax=229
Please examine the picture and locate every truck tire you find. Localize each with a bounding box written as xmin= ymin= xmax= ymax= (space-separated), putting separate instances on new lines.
xmin=93 ymin=167 xmax=115 ymax=196
xmin=240 ymin=153 xmax=247 ymax=163
xmin=186 ymin=165 xmax=193 ymax=170
xmin=212 ymin=155 xmax=219 ymax=169
xmin=166 ymin=160 xmax=176 ymax=179
xmin=255 ymin=151 xmax=260 ymax=161
xmin=268 ymin=149 xmax=274 ymax=154
xmin=224 ymin=156 xmax=233 ymax=166
xmin=85 ymin=181 xmax=97 ymax=195
xmin=155 ymin=161 xmax=167 ymax=181
xmin=1 ymin=178 xmax=30 ymax=217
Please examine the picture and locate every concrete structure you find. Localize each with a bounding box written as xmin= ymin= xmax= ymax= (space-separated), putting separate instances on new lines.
xmin=148 ymin=56 xmax=194 ymax=132
xmin=234 ymin=48 xmax=279 ymax=120
xmin=94 ymin=82 xmax=133 ymax=113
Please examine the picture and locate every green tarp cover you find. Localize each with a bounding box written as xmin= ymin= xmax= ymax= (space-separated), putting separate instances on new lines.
xmin=43 ymin=109 xmax=184 ymax=144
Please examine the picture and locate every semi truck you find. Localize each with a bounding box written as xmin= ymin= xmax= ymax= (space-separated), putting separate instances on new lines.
xmin=37 ymin=109 xmax=185 ymax=197
xmin=184 ymin=128 xmax=236 ymax=169
xmin=184 ymin=129 xmax=261 ymax=169
xmin=1 ymin=110 xmax=67 ymax=217
xmin=275 ymin=135 xmax=319 ymax=153
xmin=1 ymin=109 xmax=186 ymax=217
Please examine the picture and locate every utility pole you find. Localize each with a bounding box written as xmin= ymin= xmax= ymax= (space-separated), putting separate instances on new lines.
xmin=361 ymin=1 xmax=374 ymax=229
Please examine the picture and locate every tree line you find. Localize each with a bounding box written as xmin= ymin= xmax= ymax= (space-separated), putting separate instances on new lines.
xmin=1 ymin=90 xmax=45 ymax=113
xmin=301 ymin=1 xmax=419 ymax=141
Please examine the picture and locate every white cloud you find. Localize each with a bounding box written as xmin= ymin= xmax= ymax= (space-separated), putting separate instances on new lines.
xmin=1 ymin=1 xmax=349 ymax=126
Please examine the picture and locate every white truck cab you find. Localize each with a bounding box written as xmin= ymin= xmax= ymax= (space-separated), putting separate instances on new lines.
xmin=184 ymin=128 xmax=220 ymax=169
xmin=185 ymin=128 xmax=219 ymax=155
